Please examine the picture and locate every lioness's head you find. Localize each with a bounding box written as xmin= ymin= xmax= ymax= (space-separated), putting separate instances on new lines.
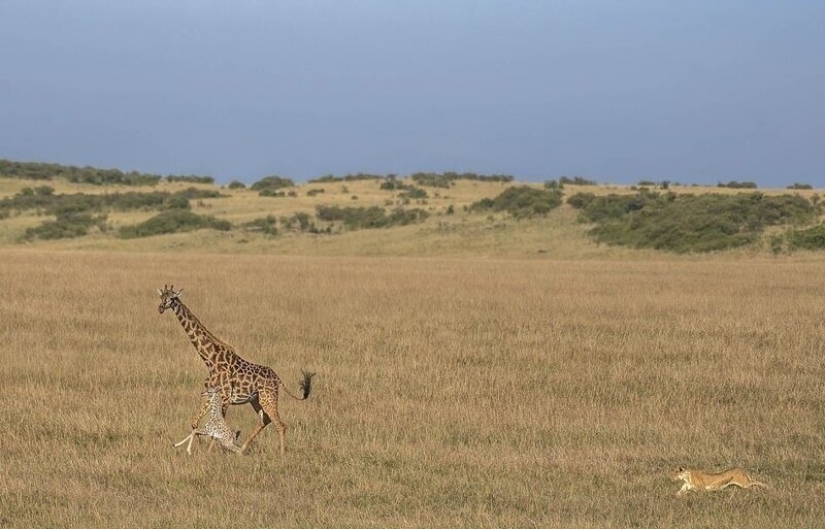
xmin=670 ymin=467 xmax=688 ymax=481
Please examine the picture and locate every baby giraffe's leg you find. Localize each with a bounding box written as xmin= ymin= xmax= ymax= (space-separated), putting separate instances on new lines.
xmin=173 ymin=432 xmax=194 ymax=449
xmin=221 ymin=437 xmax=242 ymax=454
xmin=187 ymin=392 xmax=212 ymax=453
xmin=206 ymin=399 xmax=231 ymax=453
xmin=173 ymin=429 xmax=210 ymax=455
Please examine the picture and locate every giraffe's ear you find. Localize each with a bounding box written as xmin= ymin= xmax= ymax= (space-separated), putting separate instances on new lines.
xmin=175 ymin=288 xmax=183 ymax=297
xmin=157 ymin=289 xmax=163 ymax=296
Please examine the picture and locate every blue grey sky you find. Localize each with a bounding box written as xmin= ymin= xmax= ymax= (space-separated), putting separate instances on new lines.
xmin=1 ymin=1 xmax=823 ymax=187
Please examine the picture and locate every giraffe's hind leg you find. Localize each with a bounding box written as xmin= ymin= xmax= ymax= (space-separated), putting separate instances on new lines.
xmin=239 ymin=399 xmax=269 ymax=453
xmin=240 ymin=387 xmax=286 ymax=455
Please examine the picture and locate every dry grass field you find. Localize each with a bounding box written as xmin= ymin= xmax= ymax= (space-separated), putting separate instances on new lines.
xmin=2 ymin=249 xmax=825 ymax=528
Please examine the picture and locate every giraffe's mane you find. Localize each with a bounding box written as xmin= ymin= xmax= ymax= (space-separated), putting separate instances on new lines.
xmin=176 ymin=299 xmax=235 ymax=351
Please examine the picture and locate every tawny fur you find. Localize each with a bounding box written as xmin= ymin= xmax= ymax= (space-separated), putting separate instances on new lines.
xmin=671 ymin=467 xmax=769 ymax=496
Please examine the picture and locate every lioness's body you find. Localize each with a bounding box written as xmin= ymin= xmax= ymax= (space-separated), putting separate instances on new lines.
xmin=671 ymin=467 xmax=768 ymax=496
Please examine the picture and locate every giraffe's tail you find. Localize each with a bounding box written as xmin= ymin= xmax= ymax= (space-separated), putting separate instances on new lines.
xmin=281 ymin=369 xmax=316 ymax=400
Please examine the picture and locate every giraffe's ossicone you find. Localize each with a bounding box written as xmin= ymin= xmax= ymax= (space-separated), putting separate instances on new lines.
xmin=158 ymin=285 xmax=315 ymax=455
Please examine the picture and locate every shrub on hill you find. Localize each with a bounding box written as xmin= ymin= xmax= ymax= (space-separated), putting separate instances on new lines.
xmin=259 ymin=189 xmax=287 ymax=197
xmin=309 ymin=173 xmax=385 ymax=183
xmin=398 ymin=187 xmax=428 ymax=201
xmin=316 ymin=205 xmax=429 ymax=229
xmin=409 ymin=173 xmax=452 ymax=188
xmin=409 ymin=172 xmax=515 ymax=188
xmin=544 ymin=179 xmax=563 ymax=190
xmin=0 ymin=159 xmax=165 ymax=185
xmin=788 ymin=224 xmax=825 ymax=250
xmin=379 ymin=176 xmax=412 ymax=191
xmin=469 ymin=186 xmax=564 ymax=219
xmin=718 ymin=180 xmax=758 ymax=189
xmin=165 ymin=175 xmax=215 ymax=185
xmin=787 ymin=183 xmax=813 ymax=190
xmin=0 ymin=188 xmax=222 ymax=217
xmin=280 ymin=212 xmax=322 ymax=233
xmin=241 ymin=215 xmax=278 ymax=236
xmin=163 ymin=195 xmax=191 ymax=210
xmin=227 ymin=180 xmax=246 ymax=189
xmin=251 ymin=175 xmax=294 ymax=193
xmin=67 ymin=169 xmax=161 ymax=186
xmin=21 ymin=213 xmax=108 ymax=241
xmin=118 ymin=210 xmax=232 ymax=239
xmin=559 ymin=176 xmax=596 ymax=186
xmin=568 ymin=191 xmax=819 ymax=253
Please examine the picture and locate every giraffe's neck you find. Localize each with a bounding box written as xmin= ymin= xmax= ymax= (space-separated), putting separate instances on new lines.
xmin=172 ymin=300 xmax=234 ymax=370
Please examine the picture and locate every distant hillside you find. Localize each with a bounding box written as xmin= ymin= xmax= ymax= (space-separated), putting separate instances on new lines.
xmin=0 ymin=158 xmax=822 ymax=257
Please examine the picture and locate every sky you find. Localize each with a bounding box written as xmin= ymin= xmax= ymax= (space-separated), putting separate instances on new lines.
xmin=1 ymin=1 xmax=823 ymax=187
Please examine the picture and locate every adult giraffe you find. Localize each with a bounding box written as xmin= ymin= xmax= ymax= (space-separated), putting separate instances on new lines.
xmin=158 ymin=285 xmax=314 ymax=455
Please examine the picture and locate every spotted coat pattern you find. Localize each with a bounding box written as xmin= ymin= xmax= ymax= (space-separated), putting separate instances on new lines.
xmin=158 ymin=285 xmax=313 ymax=455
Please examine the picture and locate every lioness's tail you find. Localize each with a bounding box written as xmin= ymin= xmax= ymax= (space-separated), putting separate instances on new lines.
xmin=281 ymin=369 xmax=316 ymax=400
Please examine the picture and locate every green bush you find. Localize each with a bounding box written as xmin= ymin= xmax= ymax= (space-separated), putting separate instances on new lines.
xmin=544 ymin=180 xmax=564 ymax=190
xmin=316 ymin=205 xmax=429 ymax=229
xmin=309 ymin=173 xmax=385 ymax=183
xmin=469 ymin=186 xmax=563 ymax=219
xmin=568 ymin=191 xmax=819 ymax=253
xmin=0 ymin=159 xmax=163 ymax=185
xmin=410 ymin=172 xmax=515 ymax=188
xmin=409 ymin=173 xmax=452 ymax=188
xmin=0 ymin=159 xmax=225 ymax=186
xmin=559 ymin=176 xmax=596 ymax=186
xmin=227 ymin=180 xmax=246 ymax=189
xmin=242 ymin=215 xmax=278 ymax=236
xmin=280 ymin=212 xmax=319 ymax=233
xmin=718 ymin=180 xmax=758 ymax=189
xmin=163 ymin=195 xmax=191 ymax=210
xmin=788 ymin=224 xmax=825 ymax=250
xmin=21 ymin=213 xmax=108 ymax=241
xmin=379 ymin=176 xmax=412 ymax=191
xmin=0 ymin=188 xmax=224 ymax=218
xmin=398 ymin=187 xmax=428 ymax=201
xmin=165 ymin=175 xmax=215 ymax=185
xmin=251 ymin=175 xmax=294 ymax=192
xmin=118 ymin=210 xmax=232 ymax=239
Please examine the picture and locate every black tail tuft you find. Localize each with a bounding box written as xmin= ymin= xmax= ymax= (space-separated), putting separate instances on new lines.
xmin=299 ymin=369 xmax=316 ymax=399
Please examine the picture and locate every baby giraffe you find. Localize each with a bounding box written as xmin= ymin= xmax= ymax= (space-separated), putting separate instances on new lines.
xmin=174 ymin=388 xmax=241 ymax=455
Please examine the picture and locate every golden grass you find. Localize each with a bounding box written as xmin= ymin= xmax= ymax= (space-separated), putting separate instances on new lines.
xmin=2 ymin=250 xmax=825 ymax=528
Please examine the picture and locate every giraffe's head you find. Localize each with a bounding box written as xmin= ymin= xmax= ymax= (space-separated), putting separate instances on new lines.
xmin=157 ymin=284 xmax=183 ymax=314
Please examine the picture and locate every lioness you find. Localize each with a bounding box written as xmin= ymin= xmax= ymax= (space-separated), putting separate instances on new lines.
xmin=671 ymin=467 xmax=768 ymax=496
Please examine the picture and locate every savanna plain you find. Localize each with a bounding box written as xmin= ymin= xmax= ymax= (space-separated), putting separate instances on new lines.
xmin=3 ymin=251 xmax=825 ymax=528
